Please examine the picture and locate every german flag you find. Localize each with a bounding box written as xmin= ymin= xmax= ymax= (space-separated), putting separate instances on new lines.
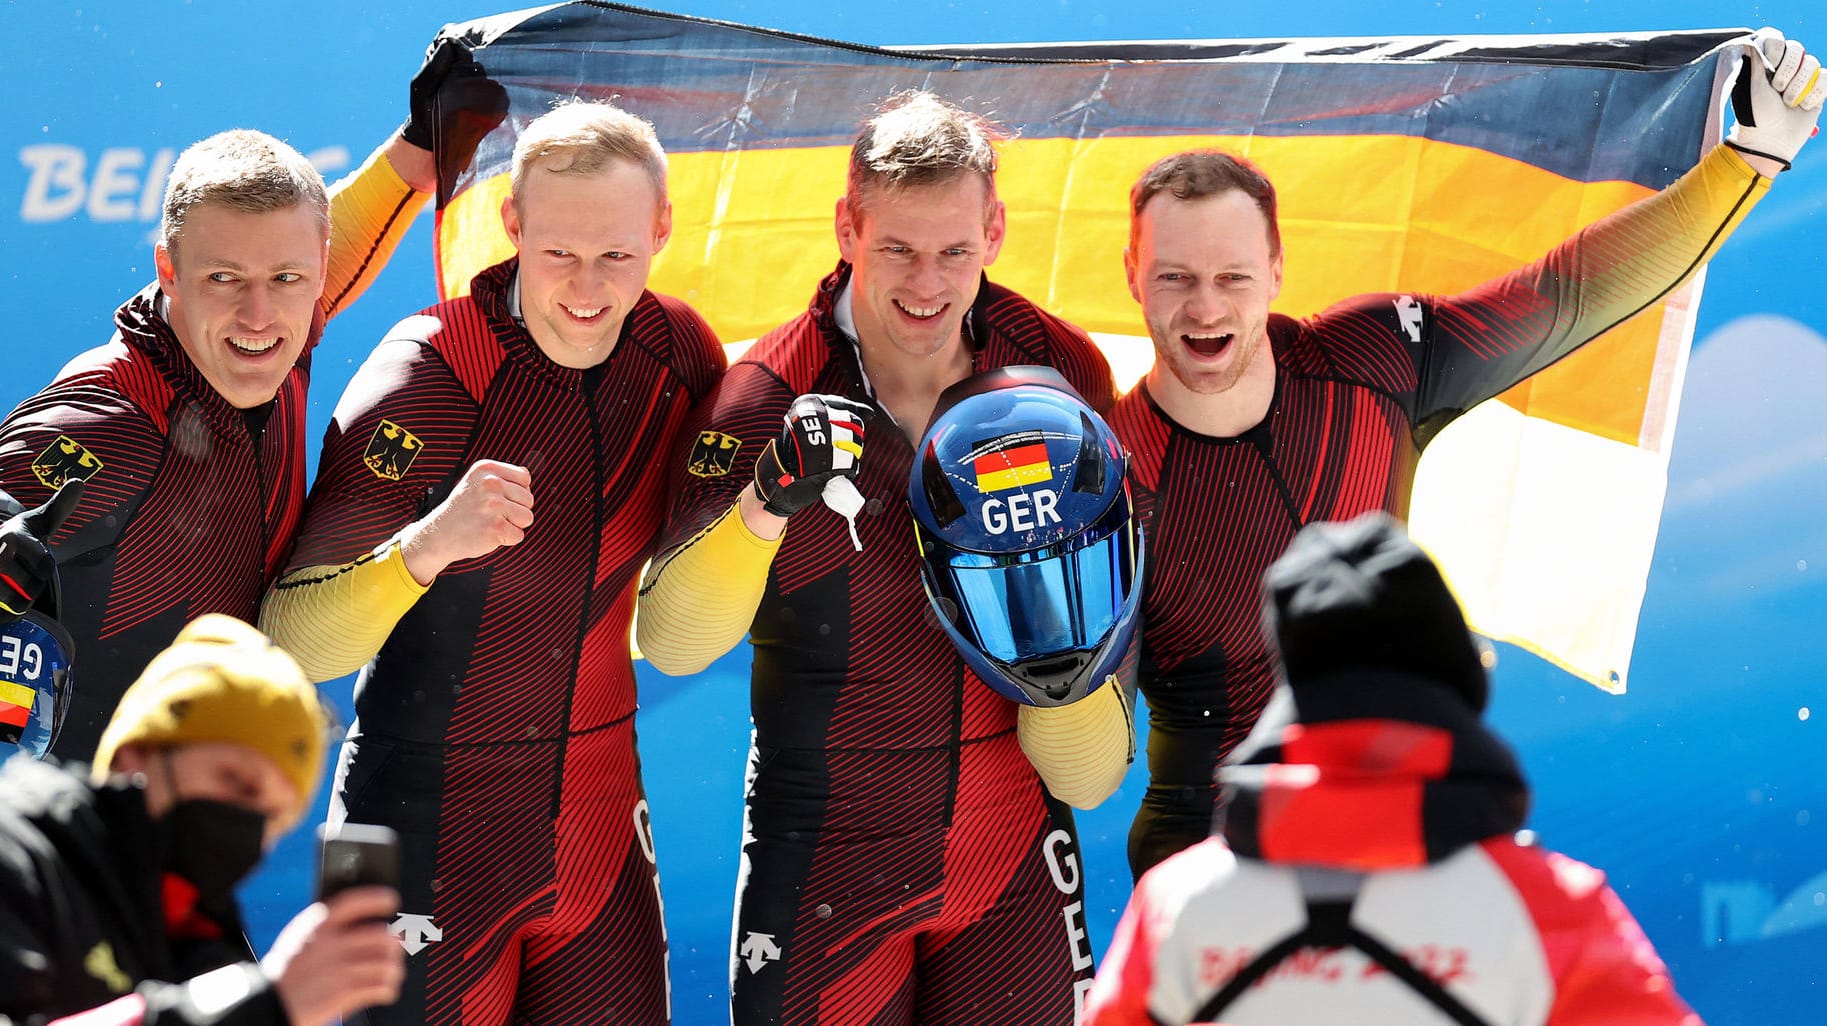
xmin=0 ymin=678 xmax=35 ymax=741
xmin=425 ymin=6 xmax=1748 ymax=691
xmin=974 ymin=435 xmax=1054 ymax=493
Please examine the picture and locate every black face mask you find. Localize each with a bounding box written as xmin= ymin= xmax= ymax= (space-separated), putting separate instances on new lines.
xmin=162 ymin=798 xmax=267 ymax=901
xmin=156 ymin=751 xmax=268 ymax=903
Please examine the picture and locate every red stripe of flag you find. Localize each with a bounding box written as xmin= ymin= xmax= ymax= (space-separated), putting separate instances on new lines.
xmin=973 ymin=442 xmax=1048 ymax=476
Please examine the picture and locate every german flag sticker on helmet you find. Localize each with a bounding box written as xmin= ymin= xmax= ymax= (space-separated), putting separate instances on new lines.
xmin=364 ymin=420 xmax=424 ymax=482
xmin=688 ymin=430 xmax=742 ymax=478
xmin=971 ymin=431 xmax=1055 ymax=493
xmin=0 ymin=679 xmax=35 ymax=745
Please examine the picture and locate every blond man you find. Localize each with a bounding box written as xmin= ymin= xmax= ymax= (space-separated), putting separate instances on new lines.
xmin=260 ymin=100 xmax=724 ymax=1026
xmin=0 ymin=122 xmax=434 ymax=760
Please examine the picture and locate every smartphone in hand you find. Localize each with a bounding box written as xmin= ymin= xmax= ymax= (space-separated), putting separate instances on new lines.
xmin=315 ymin=822 xmax=401 ymax=902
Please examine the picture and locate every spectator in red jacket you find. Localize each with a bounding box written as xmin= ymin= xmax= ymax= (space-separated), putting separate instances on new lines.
xmin=1085 ymin=512 xmax=1700 ymax=1026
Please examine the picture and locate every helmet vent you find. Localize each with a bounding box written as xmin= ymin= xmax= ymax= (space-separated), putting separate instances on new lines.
xmin=1014 ymin=653 xmax=1091 ymax=702
xmin=921 ymin=442 xmax=968 ymax=527
xmin=1074 ymin=411 xmax=1105 ymax=494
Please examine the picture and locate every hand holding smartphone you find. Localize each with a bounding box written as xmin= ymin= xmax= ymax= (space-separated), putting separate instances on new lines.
xmin=315 ymin=822 xmax=401 ymax=902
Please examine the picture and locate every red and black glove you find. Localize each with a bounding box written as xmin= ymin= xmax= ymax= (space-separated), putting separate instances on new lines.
xmin=753 ymin=395 xmax=872 ymax=518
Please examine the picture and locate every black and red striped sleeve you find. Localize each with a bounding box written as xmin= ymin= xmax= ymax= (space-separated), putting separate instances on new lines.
xmin=636 ymin=347 xmax=799 ymax=675
xmin=653 ymin=356 xmax=798 ymax=562
xmin=1289 ymin=144 xmax=1769 ymax=448
xmin=0 ymin=361 xmax=164 ymax=561
xmin=260 ymin=319 xmax=481 ymax=680
xmin=1415 ymin=146 xmax=1764 ymax=426
xmin=282 ymin=328 xmax=479 ymax=575
xmin=1297 ymin=144 xmax=1770 ymax=443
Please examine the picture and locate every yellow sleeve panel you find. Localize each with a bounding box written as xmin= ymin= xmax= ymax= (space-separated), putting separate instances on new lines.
xmin=321 ymin=148 xmax=430 ymax=320
xmin=1017 ymin=675 xmax=1136 ymax=810
xmin=259 ymin=538 xmax=428 ymax=684
xmin=1575 ymin=143 xmax=1767 ymax=329
xmin=636 ymin=502 xmax=782 ymax=676
xmin=1491 ymin=143 xmax=1769 ymax=351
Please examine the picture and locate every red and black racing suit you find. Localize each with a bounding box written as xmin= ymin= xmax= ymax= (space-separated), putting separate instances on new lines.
xmin=0 ymin=287 xmax=313 ymax=759
xmin=273 ymin=258 xmax=723 ymax=1025
xmin=0 ymin=152 xmax=423 ymax=759
xmin=655 ymin=264 xmax=1116 ymax=1025
xmin=1113 ymin=142 xmax=1773 ymax=878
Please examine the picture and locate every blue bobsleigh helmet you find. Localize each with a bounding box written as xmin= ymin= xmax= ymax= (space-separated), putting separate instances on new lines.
xmin=0 ymin=610 xmax=74 ymax=759
xmin=909 ymin=366 xmax=1145 ymax=707
xmin=0 ymin=486 xmax=75 ymax=760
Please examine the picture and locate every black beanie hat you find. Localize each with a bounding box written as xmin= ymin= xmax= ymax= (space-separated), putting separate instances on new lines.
xmin=1263 ymin=512 xmax=1490 ymax=713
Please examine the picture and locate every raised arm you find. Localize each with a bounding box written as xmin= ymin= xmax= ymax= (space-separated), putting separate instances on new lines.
xmin=320 ymin=30 xmax=510 ymax=319
xmin=1408 ymin=29 xmax=1822 ymax=423
xmin=319 ymin=142 xmax=430 ymax=321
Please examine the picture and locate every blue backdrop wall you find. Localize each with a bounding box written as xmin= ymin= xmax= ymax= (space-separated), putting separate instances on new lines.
xmin=4 ymin=2 xmax=1824 ymax=1022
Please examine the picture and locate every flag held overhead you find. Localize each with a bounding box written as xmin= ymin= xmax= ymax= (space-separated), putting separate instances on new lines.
xmin=426 ymin=4 xmax=1754 ymax=692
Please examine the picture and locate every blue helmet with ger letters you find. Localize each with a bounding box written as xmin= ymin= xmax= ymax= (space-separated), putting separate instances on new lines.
xmin=0 ymin=612 xmax=73 ymax=759
xmin=0 ymin=480 xmax=80 ymax=759
xmin=909 ymin=367 xmax=1144 ymax=707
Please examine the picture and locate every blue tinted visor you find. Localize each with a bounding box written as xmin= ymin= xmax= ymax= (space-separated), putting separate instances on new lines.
xmin=930 ymin=499 xmax=1136 ymax=665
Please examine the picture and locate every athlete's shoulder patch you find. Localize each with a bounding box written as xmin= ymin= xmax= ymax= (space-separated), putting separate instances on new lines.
xmin=31 ymin=435 xmax=103 ymax=490
xmin=363 ymin=419 xmax=424 ymax=482
xmin=687 ymin=430 xmax=742 ymax=478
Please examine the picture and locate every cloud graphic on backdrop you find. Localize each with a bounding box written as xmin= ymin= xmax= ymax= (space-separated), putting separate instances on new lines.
xmin=1658 ymin=314 xmax=1827 ymax=606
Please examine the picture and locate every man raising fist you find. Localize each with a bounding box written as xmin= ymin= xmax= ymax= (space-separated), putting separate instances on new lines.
xmin=259 ymin=100 xmax=723 ymax=1026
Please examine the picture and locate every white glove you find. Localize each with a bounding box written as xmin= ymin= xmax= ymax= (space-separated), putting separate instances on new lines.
xmin=1725 ymin=28 xmax=1825 ymax=170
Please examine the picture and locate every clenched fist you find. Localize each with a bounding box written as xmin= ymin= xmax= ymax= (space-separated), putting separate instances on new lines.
xmin=399 ymin=460 xmax=534 ymax=584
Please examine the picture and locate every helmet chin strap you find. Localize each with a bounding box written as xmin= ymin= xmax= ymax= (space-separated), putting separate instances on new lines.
xmin=823 ymin=477 xmax=866 ymax=552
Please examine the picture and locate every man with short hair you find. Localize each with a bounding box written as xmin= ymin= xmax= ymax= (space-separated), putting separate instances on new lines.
xmin=0 ymin=63 xmax=452 ymax=759
xmin=0 ymin=614 xmax=404 ymax=1026
xmin=638 ymin=90 xmax=1133 ymax=1026
xmin=1084 ymin=514 xmax=1701 ymax=1025
xmin=1110 ymin=29 xmax=1825 ymax=877
xmin=260 ymin=99 xmax=725 ymax=1025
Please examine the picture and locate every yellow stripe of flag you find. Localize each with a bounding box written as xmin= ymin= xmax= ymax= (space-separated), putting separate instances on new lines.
xmin=978 ymin=463 xmax=1054 ymax=493
xmin=0 ymin=679 xmax=36 ymax=711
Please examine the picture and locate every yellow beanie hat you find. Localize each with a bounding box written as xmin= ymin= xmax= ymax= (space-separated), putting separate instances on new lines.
xmin=92 ymin=614 xmax=329 ymax=811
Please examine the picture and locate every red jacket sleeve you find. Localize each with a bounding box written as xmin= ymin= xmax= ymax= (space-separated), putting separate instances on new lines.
xmin=1083 ymin=868 xmax=1169 ymax=1026
xmin=1483 ymin=838 xmax=1702 ymax=1026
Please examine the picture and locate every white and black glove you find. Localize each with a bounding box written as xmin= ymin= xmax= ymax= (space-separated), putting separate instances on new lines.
xmin=753 ymin=394 xmax=872 ymax=519
xmin=1726 ymin=28 xmax=1825 ymax=171
xmin=0 ymin=478 xmax=83 ymax=621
